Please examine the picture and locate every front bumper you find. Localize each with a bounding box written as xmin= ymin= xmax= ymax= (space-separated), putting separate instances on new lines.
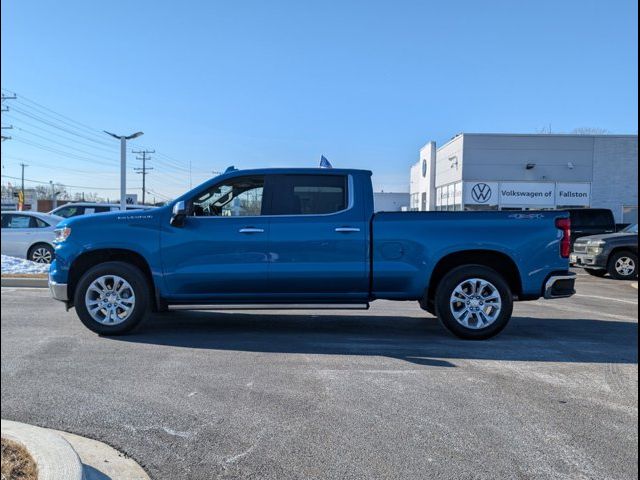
xmin=49 ymin=275 xmax=69 ymax=302
xmin=544 ymin=272 xmax=577 ymax=299
xmin=570 ymin=252 xmax=607 ymax=270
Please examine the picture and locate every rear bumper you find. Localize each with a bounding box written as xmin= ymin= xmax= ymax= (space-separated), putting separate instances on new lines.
xmin=544 ymin=272 xmax=577 ymax=299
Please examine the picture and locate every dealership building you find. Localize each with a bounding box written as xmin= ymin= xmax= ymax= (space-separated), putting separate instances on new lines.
xmin=409 ymin=133 xmax=638 ymax=223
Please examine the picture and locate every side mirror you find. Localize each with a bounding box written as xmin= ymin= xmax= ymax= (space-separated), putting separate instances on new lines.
xmin=170 ymin=201 xmax=187 ymax=227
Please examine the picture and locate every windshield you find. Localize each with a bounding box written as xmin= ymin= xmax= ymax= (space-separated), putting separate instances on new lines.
xmin=621 ymin=224 xmax=638 ymax=233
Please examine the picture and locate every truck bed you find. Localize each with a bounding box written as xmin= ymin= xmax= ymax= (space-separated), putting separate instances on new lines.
xmin=371 ymin=210 xmax=568 ymax=300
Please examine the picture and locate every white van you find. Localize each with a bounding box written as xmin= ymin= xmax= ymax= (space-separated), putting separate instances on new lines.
xmin=49 ymin=202 xmax=155 ymax=218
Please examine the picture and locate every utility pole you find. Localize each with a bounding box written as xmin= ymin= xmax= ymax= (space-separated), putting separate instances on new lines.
xmin=132 ymin=149 xmax=154 ymax=204
xmin=19 ymin=163 xmax=27 ymax=210
xmin=1 ymin=93 xmax=16 ymax=142
xmin=1 ymin=94 xmax=16 ymax=188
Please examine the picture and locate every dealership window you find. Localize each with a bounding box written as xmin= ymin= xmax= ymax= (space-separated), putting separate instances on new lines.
xmin=623 ymin=206 xmax=638 ymax=224
xmin=410 ymin=193 xmax=420 ymax=211
xmin=435 ymin=183 xmax=462 ymax=211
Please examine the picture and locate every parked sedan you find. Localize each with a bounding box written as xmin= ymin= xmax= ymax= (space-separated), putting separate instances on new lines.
xmin=571 ymin=224 xmax=638 ymax=280
xmin=1 ymin=211 xmax=62 ymax=263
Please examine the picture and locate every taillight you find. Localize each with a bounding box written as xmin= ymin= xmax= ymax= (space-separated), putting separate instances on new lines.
xmin=556 ymin=217 xmax=571 ymax=258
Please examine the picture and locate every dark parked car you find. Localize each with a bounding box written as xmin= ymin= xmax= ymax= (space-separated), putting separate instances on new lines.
xmin=571 ymin=224 xmax=638 ymax=280
xmin=566 ymin=208 xmax=616 ymax=247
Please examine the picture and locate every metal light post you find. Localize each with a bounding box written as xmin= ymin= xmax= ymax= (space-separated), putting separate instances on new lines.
xmin=104 ymin=131 xmax=144 ymax=210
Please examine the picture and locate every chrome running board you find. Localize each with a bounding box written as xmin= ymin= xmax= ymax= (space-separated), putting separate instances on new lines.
xmin=168 ymin=303 xmax=370 ymax=311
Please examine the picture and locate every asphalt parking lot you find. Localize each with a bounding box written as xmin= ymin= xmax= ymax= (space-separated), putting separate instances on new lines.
xmin=1 ymin=273 xmax=638 ymax=480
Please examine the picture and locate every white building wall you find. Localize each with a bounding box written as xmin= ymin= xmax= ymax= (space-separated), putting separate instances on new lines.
xmin=461 ymin=134 xmax=593 ymax=183
xmin=591 ymin=136 xmax=638 ymax=223
xmin=373 ymin=192 xmax=410 ymax=212
xmin=435 ymin=136 xmax=464 ymax=187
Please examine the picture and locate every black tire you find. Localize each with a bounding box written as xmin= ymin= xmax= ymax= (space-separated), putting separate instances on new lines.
xmin=434 ymin=265 xmax=514 ymax=340
xmin=607 ymin=251 xmax=638 ymax=280
xmin=74 ymin=261 xmax=149 ymax=335
xmin=28 ymin=243 xmax=55 ymax=264
xmin=584 ymin=269 xmax=607 ymax=278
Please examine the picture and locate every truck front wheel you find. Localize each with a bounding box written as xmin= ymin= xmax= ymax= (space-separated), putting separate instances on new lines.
xmin=434 ymin=265 xmax=514 ymax=340
xmin=74 ymin=261 xmax=149 ymax=335
xmin=607 ymin=251 xmax=638 ymax=280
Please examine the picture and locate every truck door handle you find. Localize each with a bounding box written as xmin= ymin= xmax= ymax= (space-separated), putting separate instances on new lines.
xmin=335 ymin=227 xmax=361 ymax=233
xmin=239 ymin=227 xmax=264 ymax=234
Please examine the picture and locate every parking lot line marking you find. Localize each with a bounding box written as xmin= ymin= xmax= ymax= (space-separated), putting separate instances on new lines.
xmin=574 ymin=294 xmax=638 ymax=305
xmin=539 ymin=301 xmax=637 ymax=322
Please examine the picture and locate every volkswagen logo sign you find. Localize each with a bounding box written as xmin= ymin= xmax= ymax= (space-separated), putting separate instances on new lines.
xmin=471 ymin=183 xmax=492 ymax=203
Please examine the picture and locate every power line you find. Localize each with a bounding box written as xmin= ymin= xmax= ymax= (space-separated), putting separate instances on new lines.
xmin=11 ymin=127 xmax=119 ymax=163
xmin=2 ymin=174 xmax=138 ymax=191
xmin=12 ymin=136 xmax=118 ymax=166
xmin=4 ymin=113 xmax=119 ymax=154
xmin=2 ymin=88 xmax=116 ymax=143
xmin=9 ymin=105 xmax=118 ymax=149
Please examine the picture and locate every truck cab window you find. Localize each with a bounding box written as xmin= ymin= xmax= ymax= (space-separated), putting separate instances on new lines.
xmin=191 ymin=176 xmax=264 ymax=217
xmin=269 ymin=175 xmax=347 ymax=215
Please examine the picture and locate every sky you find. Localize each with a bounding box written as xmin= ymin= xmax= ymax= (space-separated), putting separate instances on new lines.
xmin=1 ymin=0 xmax=638 ymax=200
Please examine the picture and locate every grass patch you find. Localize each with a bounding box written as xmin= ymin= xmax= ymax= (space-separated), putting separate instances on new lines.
xmin=1 ymin=437 xmax=38 ymax=480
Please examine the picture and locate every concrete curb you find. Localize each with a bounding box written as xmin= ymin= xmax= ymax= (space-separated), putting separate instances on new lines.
xmin=1 ymin=277 xmax=48 ymax=288
xmin=55 ymin=429 xmax=150 ymax=480
xmin=632 ymin=282 xmax=638 ymax=290
xmin=1 ymin=419 xmax=84 ymax=480
xmin=2 ymin=420 xmax=150 ymax=480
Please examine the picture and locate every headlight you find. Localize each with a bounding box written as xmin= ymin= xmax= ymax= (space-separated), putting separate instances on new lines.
xmin=54 ymin=227 xmax=71 ymax=243
xmin=586 ymin=241 xmax=604 ymax=255
xmin=587 ymin=240 xmax=605 ymax=246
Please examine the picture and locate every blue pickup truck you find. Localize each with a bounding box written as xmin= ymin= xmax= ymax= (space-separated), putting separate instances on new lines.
xmin=49 ymin=167 xmax=576 ymax=339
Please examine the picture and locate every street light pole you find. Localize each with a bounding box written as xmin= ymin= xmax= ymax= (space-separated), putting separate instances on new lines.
xmin=104 ymin=131 xmax=144 ymax=210
xmin=120 ymin=137 xmax=127 ymax=211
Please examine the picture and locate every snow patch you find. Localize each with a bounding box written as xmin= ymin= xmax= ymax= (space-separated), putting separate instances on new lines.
xmin=1 ymin=255 xmax=51 ymax=275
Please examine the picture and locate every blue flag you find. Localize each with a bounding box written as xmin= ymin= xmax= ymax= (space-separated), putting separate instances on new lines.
xmin=319 ymin=155 xmax=333 ymax=168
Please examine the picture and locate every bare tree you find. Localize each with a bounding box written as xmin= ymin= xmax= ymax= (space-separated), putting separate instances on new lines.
xmin=571 ymin=127 xmax=611 ymax=135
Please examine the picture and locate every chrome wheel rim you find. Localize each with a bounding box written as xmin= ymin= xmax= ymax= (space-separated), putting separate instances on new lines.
xmin=450 ymin=278 xmax=502 ymax=329
xmin=85 ymin=275 xmax=136 ymax=325
xmin=615 ymin=257 xmax=636 ymax=277
xmin=32 ymin=247 xmax=52 ymax=264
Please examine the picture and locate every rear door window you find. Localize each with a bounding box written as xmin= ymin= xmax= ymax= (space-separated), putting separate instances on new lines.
xmin=6 ymin=215 xmax=32 ymax=228
xmin=267 ymin=175 xmax=347 ymax=215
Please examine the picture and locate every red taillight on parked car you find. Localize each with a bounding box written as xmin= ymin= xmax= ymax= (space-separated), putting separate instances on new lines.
xmin=556 ymin=217 xmax=571 ymax=258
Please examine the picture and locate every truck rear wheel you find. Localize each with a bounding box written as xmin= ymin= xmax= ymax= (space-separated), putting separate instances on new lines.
xmin=434 ymin=265 xmax=513 ymax=340
xmin=74 ymin=261 xmax=149 ymax=335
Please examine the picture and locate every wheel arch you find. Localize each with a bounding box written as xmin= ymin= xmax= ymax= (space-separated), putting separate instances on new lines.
xmin=608 ymin=246 xmax=638 ymax=258
xmin=422 ymin=249 xmax=522 ymax=310
xmin=68 ymin=248 xmax=158 ymax=310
